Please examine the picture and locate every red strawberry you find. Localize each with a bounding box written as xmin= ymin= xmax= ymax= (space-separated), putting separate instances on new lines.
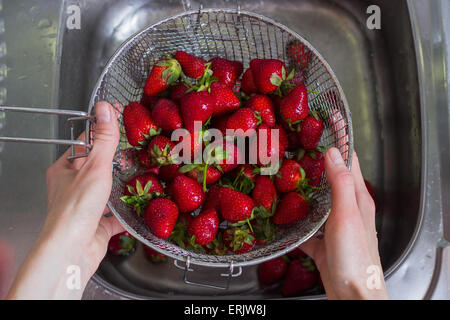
xmin=140 ymin=93 xmax=159 ymax=109
xmin=287 ymin=247 xmax=308 ymax=259
xmin=175 ymin=51 xmax=206 ymax=79
xmin=210 ymin=57 xmax=243 ymax=87
xmin=121 ymin=174 xmax=164 ymax=216
xmin=147 ymin=135 xmax=176 ymax=166
xmin=298 ymin=150 xmax=325 ymax=187
xmin=151 ymin=98 xmax=183 ymax=132
xmin=143 ymin=246 xmax=167 ymax=263
xmin=226 ymin=108 xmax=262 ymax=133
xmin=250 ymin=58 xmax=286 ymax=94
xmin=258 ymin=257 xmax=288 ymax=285
xmin=241 ymin=68 xmax=258 ymax=95
xmin=144 ymin=58 xmax=181 ymax=96
xmin=144 ymin=198 xmax=179 ymax=239
xmin=223 ymin=226 xmax=256 ymax=254
xmin=219 ymin=187 xmax=254 ymax=223
xmin=246 ymin=94 xmax=276 ymax=127
xmin=203 ymin=185 xmax=223 ymax=213
xmin=252 ymin=175 xmax=277 ymax=211
xmin=298 ymin=115 xmax=324 ymax=150
xmin=123 ymin=102 xmax=160 ymax=146
xmin=108 ymin=231 xmax=135 ymax=256
xmin=273 ymin=192 xmax=309 ymax=224
xmin=124 ymin=174 xmax=164 ymax=196
xmin=182 ymin=164 xmax=222 ymax=187
xmin=171 ymin=175 xmax=205 ymax=213
xmin=188 ymin=209 xmax=219 ymax=245
xmin=210 ymin=82 xmax=241 ymax=116
xmin=250 ymin=124 xmax=288 ymax=167
xmin=170 ymin=83 xmax=190 ymax=103
xmin=180 ymin=91 xmax=215 ymax=132
xmin=274 ymin=159 xmax=303 ymax=193
xmin=287 ymin=40 xmax=312 ymax=71
xmin=282 ymin=259 xmax=318 ymax=296
xmin=207 ymin=139 xmax=242 ymax=173
xmin=279 ymin=84 xmax=310 ymax=129
xmin=158 ymin=163 xmax=184 ymax=183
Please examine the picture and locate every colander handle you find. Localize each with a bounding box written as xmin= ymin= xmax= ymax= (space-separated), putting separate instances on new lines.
xmin=0 ymin=106 xmax=93 ymax=160
xmin=174 ymin=257 xmax=242 ymax=290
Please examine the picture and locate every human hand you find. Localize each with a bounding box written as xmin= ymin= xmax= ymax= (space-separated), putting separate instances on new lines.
xmin=7 ymin=101 xmax=124 ymax=299
xmin=300 ymin=148 xmax=388 ymax=300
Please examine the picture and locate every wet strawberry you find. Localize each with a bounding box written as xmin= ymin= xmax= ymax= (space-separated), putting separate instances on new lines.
xmin=219 ymin=187 xmax=254 ymax=223
xmin=144 ymin=198 xmax=179 ymax=239
xmin=298 ymin=150 xmax=325 ymax=187
xmin=258 ymin=257 xmax=288 ymax=285
xmin=252 ymin=175 xmax=277 ymax=211
xmin=108 ymin=231 xmax=135 ymax=256
xmin=210 ymin=82 xmax=241 ymax=116
xmin=274 ymin=159 xmax=303 ymax=193
xmin=188 ymin=209 xmax=219 ymax=245
xmin=180 ymin=91 xmax=215 ymax=132
xmin=298 ymin=114 xmax=324 ymax=150
xmin=144 ymin=58 xmax=181 ymax=96
xmin=241 ymin=68 xmax=258 ymax=95
xmin=210 ymin=57 xmax=243 ymax=87
xmin=273 ymin=192 xmax=309 ymax=224
xmin=279 ymin=84 xmax=310 ymax=130
xmin=203 ymin=184 xmax=223 ymax=213
xmin=282 ymin=258 xmax=318 ymax=296
xmin=250 ymin=58 xmax=286 ymax=94
xmin=158 ymin=163 xmax=184 ymax=183
xmin=123 ymin=102 xmax=160 ymax=147
xmin=175 ymin=51 xmax=206 ymax=79
xmin=226 ymin=107 xmax=262 ymax=133
xmin=171 ymin=175 xmax=205 ymax=213
xmin=121 ymin=174 xmax=164 ymax=216
xmin=246 ymin=94 xmax=276 ymax=127
xmin=151 ymin=98 xmax=183 ymax=132
xmin=287 ymin=40 xmax=312 ymax=71
xmin=250 ymin=124 xmax=288 ymax=167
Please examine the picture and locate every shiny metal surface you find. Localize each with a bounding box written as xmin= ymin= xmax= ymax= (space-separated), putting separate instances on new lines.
xmin=0 ymin=0 xmax=448 ymax=299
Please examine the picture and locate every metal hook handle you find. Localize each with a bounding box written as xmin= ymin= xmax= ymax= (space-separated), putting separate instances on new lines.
xmin=0 ymin=106 xmax=93 ymax=160
xmin=174 ymin=257 xmax=242 ymax=290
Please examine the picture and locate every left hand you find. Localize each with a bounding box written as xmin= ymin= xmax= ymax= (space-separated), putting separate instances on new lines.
xmin=7 ymin=101 xmax=124 ymax=299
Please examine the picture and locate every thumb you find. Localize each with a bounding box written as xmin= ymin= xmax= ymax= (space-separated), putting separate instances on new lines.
xmin=325 ymin=147 xmax=358 ymax=220
xmin=87 ymin=101 xmax=120 ymax=167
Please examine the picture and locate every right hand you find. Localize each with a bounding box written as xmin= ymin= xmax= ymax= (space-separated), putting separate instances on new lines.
xmin=300 ymin=148 xmax=388 ymax=299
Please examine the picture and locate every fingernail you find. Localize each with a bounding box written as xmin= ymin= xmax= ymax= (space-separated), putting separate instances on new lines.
xmin=96 ymin=103 xmax=111 ymax=123
xmin=329 ymin=147 xmax=344 ymax=165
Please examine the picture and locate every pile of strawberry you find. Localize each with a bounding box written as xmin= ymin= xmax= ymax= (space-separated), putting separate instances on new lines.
xmin=119 ymin=43 xmax=326 ymax=256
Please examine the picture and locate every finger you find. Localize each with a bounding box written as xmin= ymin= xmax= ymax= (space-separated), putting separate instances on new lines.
xmin=351 ymin=152 xmax=376 ymax=231
xmin=96 ymin=215 xmax=126 ymax=246
xmin=325 ymin=148 xmax=359 ymax=221
xmin=52 ymin=132 xmax=88 ymax=170
xmin=85 ymin=101 xmax=120 ymax=170
xmin=299 ymin=236 xmax=324 ymax=262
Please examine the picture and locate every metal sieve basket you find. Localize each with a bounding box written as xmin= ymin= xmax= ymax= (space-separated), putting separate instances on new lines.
xmin=88 ymin=8 xmax=353 ymax=283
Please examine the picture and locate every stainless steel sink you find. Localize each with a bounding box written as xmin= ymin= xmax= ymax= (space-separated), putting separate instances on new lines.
xmin=0 ymin=0 xmax=448 ymax=299
xmin=58 ymin=0 xmax=422 ymax=299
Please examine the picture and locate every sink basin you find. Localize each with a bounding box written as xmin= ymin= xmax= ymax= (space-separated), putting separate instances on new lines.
xmin=57 ymin=0 xmax=421 ymax=298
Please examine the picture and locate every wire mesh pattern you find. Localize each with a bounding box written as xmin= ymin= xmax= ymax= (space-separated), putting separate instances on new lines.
xmin=88 ymin=9 xmax=353 ymax=267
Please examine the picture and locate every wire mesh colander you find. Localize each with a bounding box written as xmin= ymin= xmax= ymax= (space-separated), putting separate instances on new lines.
xmin=88 ymin=8 xmax=353 ymax=270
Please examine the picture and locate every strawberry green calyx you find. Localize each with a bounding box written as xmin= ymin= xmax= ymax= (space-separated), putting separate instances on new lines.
xmin=120 ymin=180 xmax=165 ymax=216
xmin=186 ymin=62 xmax=216 ymax=93
xmin=117 ymin=235 xmax=135 ymax=255
xmin=232 ymin=166 xmax=256 ymax=194
xmin=158 ymin=58 xmax=182 ymax=85
xmin=300 ymin=257 xmax=317 ymax=272
xmin=150 ymin=143 xmax=174 ymax=166
xmin=226 ymin=226 xmax=255 ymax=252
